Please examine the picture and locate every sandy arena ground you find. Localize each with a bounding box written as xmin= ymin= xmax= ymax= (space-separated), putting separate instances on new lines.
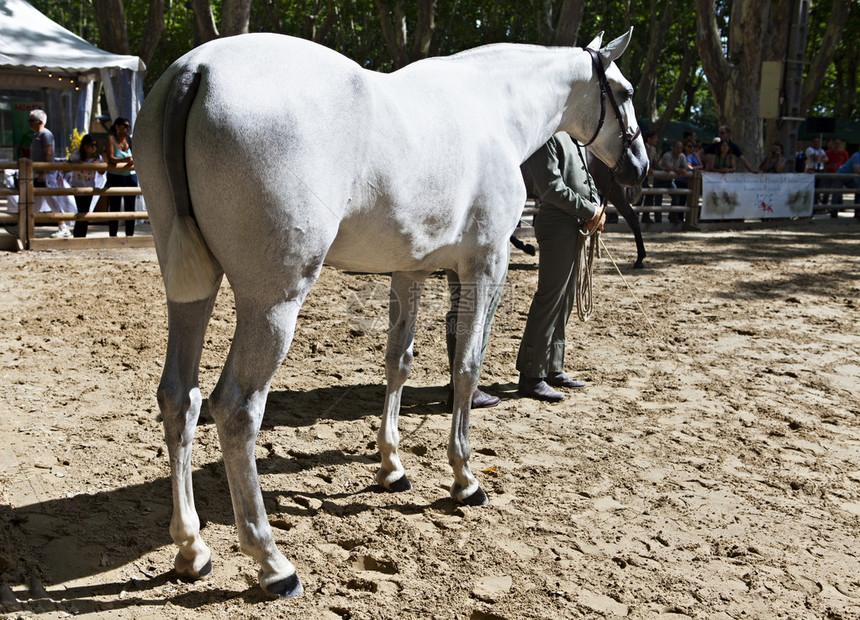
xmin=0 ymin=218 xmax=858 ymax=619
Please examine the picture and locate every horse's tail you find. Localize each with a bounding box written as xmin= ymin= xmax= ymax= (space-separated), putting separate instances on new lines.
xmin=161 ymin=71 xmax=221 ymax=303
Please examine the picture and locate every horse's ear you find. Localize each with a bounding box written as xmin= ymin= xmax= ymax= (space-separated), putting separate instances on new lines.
xmin=599 ymin=27 xmax=633 ymax=65
xmin=585 ymin=32 xmax=604 ymax=50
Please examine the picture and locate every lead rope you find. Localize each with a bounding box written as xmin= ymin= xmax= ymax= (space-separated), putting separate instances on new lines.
xmin=573 ymin=141 xmax=602 ymax=321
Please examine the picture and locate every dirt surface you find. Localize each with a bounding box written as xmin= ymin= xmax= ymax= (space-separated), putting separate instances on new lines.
xmin=1 ymin=219 xmax=859 ymax=619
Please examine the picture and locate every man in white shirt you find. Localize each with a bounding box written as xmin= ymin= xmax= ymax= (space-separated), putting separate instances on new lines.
xmin=806 ymin=136 xmax=828 ymax=205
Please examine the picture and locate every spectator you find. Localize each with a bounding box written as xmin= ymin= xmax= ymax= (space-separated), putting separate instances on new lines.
xmin=760 ymin=142 xmax=787 ymax=173
xmin=794 ymin=141 xmax=808 ymax=173
xmin=105 ymin=117 xmax=138 ymax=237
xmin=703 ymin=126 xmax=756 ymax=172
xmin=640 ymin=130 xmax=662 ymax=224
xmin=806 ymin=136 xmax=828 ymax=204
xmin=826 ymin=138 xmax=850 ymax=216
xmin=28 ymin=109 xmax=73 ymax=238
xmin=707 ymin=139 xmax=736 ymax=173
xmin=658 ymin=140 xmax=692 ymax=224
xmin=68 ymin=134 xmax=106 ymax=238
xmin=830 ymin=147 xmax=860 ymax=218
xmin=517 ymin=132 xmax=604 ymax=402
xmin=683 ymin=140 xmax=703 ymax=171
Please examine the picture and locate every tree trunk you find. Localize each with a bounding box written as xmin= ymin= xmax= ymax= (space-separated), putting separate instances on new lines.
xmin=190 ymin=0 xmax=219 ymax=43
xmin=801 ymin=0 xmax=850 ymax=113
xmin=91 ymin=0 xmax=130 ymax=55
xmin=136 ymin=0 xmax=164 ymax=65
xmin=652 ymin=40 xmax=695 ymax=140
xmin=222 ymin=0 xmax=252 ymax=37
xmin=375 ymin=0 xmax=437 ymax=69
xmin=552 ymin=0 xmax=585 ymax=47
xmin=634 ymin=0 xmax=675 ymax=123
xmin=536 ymin=0 xmax=585 ymax=47
xmin=695 ymin=0 xmax=769 ymax=162
xmin=375 ymin=0 xmax=409 ymax=69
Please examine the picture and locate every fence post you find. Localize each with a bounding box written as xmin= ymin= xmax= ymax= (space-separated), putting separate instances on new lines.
xmin=685 ymin=170 xmax=702 ymax=228
xmin=19 ymin=158 xmax=33 ymax=250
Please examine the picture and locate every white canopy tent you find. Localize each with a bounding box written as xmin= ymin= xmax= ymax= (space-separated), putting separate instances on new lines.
xmin=0 ymin=0 xmax=145 ymax=156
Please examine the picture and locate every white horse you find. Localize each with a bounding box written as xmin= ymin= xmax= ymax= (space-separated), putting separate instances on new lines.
xmin=134 ymin=30 xmax=647 ymax=599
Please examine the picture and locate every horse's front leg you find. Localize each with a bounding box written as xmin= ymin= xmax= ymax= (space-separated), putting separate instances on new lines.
xmin=448 ymin=255 xmax=508 ymax=506
xmin=376 ymin=271 xmax=426 ymax=492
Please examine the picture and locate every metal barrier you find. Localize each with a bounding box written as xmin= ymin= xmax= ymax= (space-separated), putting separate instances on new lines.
xmin=0 ymin=159 xmax=147 ymax=250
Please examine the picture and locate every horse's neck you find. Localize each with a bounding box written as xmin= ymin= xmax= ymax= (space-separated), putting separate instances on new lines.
xmin=449 ymin=45 xmax=593 ymax=159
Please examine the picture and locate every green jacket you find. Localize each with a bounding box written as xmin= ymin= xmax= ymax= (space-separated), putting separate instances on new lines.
xmin=526 ymin=132 xmax=599 ymax=222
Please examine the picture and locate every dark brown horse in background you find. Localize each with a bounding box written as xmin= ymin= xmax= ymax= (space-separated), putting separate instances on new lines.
xmin=586 ymin=150 xmax=647 ymax=268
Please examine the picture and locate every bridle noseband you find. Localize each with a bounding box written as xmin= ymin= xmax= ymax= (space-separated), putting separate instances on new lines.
xmin=578 ymin=48 xmax=641 ymax=178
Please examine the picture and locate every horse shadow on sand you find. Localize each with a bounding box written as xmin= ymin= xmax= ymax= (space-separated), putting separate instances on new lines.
xmin=2 ymin=382 xmax=489 ymax=614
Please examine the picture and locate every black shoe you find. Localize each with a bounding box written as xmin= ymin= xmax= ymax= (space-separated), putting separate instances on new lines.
xmin=546 ymin=372 xmax=586 ymax=389
xmin=471 ymin=388 xmax=500 ymax=409
xmin=517 ymin=376 xmax=564 ymax=402
xmin=446 ymin=387 xmax=501 ymax=410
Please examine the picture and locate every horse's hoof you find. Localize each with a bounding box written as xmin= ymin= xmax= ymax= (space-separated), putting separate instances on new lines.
xmin=196 ymin=558 xmax=213 ymax=578
xmin=262 ymin=573 xmax=304 ymax=599
xmin=387 ymin=475 xmax=412 ymax=492
xmin=174 ymin=552 xmax=213 ymax=581
xmin=459 ymin=487 xmax=489 ymax=507
xmin=633 ymin=261 xmax=644 ymax=269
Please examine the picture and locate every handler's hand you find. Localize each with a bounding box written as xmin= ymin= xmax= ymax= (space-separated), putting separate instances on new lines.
xmin=583 ymin=208 xmax=606 ymax=233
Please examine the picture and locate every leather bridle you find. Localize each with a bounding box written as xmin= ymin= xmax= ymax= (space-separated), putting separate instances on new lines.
xmin=578 ymin=48 xmax=642 ymax=178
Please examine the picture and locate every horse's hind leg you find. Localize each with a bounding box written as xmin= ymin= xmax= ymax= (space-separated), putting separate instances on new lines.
xmin=158 ymin=291 xmax=221 ymax=580
xmin=376 ymin=271 xmax=426 ymax=492
xmin=208 ymin=288 xmax=313 ymax=599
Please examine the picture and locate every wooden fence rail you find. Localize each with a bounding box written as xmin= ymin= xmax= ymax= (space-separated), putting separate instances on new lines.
xmin=2 ymin=159 xmax=858 ymax=251
xmin=0 ymin=158 xmax=146 ymax=250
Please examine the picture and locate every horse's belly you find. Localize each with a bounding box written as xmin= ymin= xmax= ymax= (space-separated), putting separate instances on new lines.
xmin=324 ymin=215 xmax=453 ymax=273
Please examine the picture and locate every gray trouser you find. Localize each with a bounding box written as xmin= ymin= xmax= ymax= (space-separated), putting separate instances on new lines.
xmin=516 ymin=204 xmax=580 ymax=378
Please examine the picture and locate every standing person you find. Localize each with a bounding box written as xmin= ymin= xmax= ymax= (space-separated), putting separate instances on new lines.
xmin=68 ymin=134 xmax=105 ymax=238
xmin=805 ymin=136 xmax=828 ymax=204
xmin=658 ymin=140 xmax=691 ymax=224
xmin=794 ymin=141 xmax=808 ymax=173
xmin=830 ymin=147 xmax=860 ymax=218
xmin=826 ymin=138 xmax=850 ymax=217
xmin=702 ymin=126 xmax=757 ymax=172
xmin=516 ymin=132 xmax=605 ymax=402
xmin=760 ymin=142 xmax=787 ymax=173
xmin=707 ymin=139 xmax=736 ymax=173
xmin=683 ymin=139 xmax=703 ymax=171
xmin=28 ymin=109 xmax=72 ymax=238
xmin=640 ymin=130 xmax=661 ymax=224
xmin=105 ymin=117 xmax=138 ymax=237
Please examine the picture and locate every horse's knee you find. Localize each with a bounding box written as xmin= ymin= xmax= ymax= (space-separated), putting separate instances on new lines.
xmin=157 ymin=381 xmax=202 ymax=441
xmin=384 ymin=348 xmax=413 ymax=384
xmin=208 ymin=383 xmax=263 ymax=444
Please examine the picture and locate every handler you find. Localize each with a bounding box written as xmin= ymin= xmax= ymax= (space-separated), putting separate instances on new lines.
xmin=517 ymin=132 xmax=605 ymax=402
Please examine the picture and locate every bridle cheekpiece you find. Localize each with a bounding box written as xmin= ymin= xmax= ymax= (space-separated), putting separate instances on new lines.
xmin=578 ymin=48 xmax=642 ymax=178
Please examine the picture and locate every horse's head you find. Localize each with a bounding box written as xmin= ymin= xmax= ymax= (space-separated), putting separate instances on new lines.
xmin=563 ymin=29 xmax=648 ymax=187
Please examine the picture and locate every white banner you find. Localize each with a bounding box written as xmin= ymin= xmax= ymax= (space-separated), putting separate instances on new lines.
xmin=701 ymin=173 xmax=815 ymax=219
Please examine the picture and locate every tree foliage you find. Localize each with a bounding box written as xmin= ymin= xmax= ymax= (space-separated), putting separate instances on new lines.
xmin=27 ymin=0 xmax=856 ymax=159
